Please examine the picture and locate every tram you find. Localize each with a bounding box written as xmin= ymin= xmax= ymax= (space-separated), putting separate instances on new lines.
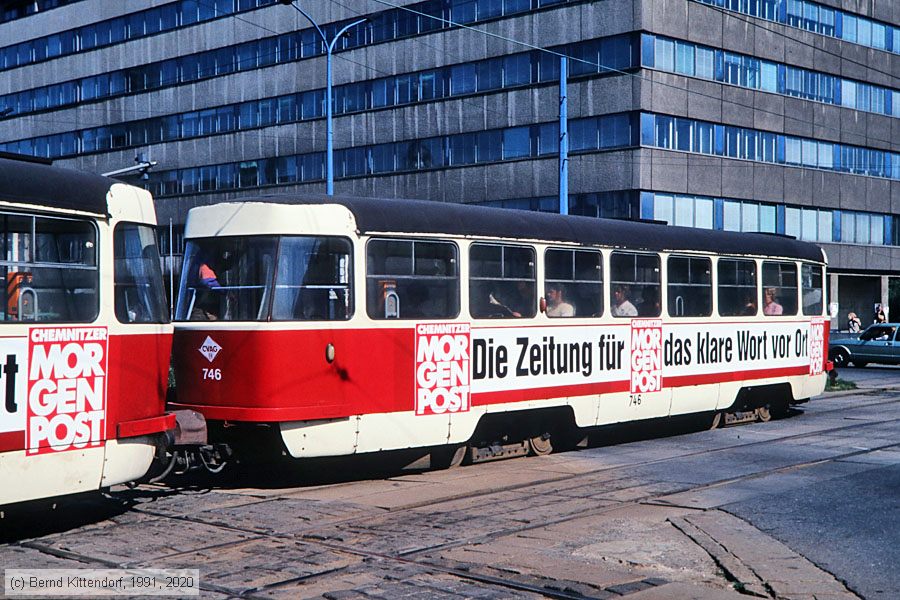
xmin=171 ymin=195 xmax=829 ymax=466
xmin=0 ymin=155 xmax=174 ymax=506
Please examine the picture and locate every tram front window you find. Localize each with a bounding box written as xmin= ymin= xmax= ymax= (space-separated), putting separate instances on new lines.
xmin=273 ymin=236 xmax=352 ymax=321
xmin=176 ymin=237 xmax=277 ymax=321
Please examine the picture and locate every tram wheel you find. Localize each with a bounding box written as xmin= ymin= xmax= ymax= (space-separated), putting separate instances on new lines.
xmin=527 ymin=433 xmax=553 ymax=456
xmin=756 ymin=406 xmax=772 ymax=422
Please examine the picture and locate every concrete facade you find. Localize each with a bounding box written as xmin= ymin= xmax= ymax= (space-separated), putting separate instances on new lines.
xmin=0 ymin=0 xmax=897 ymax=323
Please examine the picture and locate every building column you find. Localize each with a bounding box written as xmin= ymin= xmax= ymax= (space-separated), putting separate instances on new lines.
xmin=882 ymin=275 xmax=891 ymax=319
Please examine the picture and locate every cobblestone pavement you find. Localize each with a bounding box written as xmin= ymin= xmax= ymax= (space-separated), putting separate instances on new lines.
xmin=4 ymin=391 xmax=899 ymax=599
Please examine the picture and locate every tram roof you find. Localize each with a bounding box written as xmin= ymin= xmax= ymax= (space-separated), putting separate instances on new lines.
xmin=0 ymin=156 xmax=112 ymax=215
xmin=210 ymin=194 xmax=827 ymax=263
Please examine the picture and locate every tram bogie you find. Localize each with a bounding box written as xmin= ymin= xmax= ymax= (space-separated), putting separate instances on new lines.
xmin=171 ymin=195 xmax=830 ymax=471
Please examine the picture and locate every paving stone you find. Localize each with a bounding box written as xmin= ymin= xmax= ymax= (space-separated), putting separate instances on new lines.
xmin=148 ymin=537 xmax=360 ymax=596
xmin=188 ymin=497 xmax=382 ymax=536
xmin=25 ymin=516 xmax=259 ymax=566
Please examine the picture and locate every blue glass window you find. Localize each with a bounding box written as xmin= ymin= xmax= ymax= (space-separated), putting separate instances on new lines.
xmin=503 ymin=126 xmax=531 ymax=159
xmin=476 ymin=131 xmax=502 ymax=162
xmin=655 ymin=37 xmax=674 ymax=71
xmin=674 ymin=41 xmax=694 ymax=76
xmin=450 ymin=64 xmax=476 ymax=95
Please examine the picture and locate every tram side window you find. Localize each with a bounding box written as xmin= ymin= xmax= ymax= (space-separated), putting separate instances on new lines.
xmin=801 ymin=263 xmax=824 ymax=316
xmin=717 ymin=258 xmax=757 ymax=316
xmin=469 ymin=243 xmax=536 ymax=318
xmin=175 ymin=237 xmax=277 ymax=321
xmin=1 ymin=214 xmax=98 ymax=323
xmin=113 ymin=223 xmax=169 ymax=324
xmin=762 ymin=261 xmax=798 ymax=316
xmin=366 ymin=238 xmax=458 ymax=320
xmin=610 ymin=252 xmax=660 ymax=317
xmin=273 ymin=236 xmax=352 ymax=321
xmin=667 ymin=256 xmax=712 ymax=317
xmin=544 ymin=248 xmax=602 ymax=318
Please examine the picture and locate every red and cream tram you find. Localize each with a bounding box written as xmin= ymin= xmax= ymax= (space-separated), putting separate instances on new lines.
xmin=171 ymin=195 xmax=829 ymax=465
xmin=0 ymin=155 xmax=174 ymax=506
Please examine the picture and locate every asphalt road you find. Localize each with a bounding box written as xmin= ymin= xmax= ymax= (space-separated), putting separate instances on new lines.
xmin=2 ymin=388 xmax=899 ymax=599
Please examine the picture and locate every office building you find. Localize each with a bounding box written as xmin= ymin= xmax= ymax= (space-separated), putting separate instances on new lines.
xmin=0 ymin=0 xmax=897 ymax=322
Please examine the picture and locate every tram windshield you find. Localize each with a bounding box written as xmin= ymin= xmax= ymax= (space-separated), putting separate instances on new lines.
xmin=176 ymin=235 xmax=352 ymax=322
xmin=113 ymin=223 xmax=169 ymax=324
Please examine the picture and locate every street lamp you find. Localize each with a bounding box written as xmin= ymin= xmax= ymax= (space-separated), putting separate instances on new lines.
xmin=279 ymin=0 xmax=367 ymax=196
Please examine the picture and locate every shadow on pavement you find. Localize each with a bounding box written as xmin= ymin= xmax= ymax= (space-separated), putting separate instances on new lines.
xmin=0 ymin=492 xmax=133 ymax=543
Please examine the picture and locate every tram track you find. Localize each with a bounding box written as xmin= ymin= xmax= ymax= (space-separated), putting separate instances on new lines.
xmin=109 ymin=405 xmax=900 ymax=595
xmin=13 ymin=394 xmax=898 ymax=598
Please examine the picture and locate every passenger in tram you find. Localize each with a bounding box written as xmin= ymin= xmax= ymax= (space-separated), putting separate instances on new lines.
xmin=763 ymin=287 xmax=783 ymax=315
xmin=741 ymin=292 xmax=758 ymax=316
xmin=545 ymin=283 xmax=575 ymax=317
xmin=611 ymin=284 xmax=638 ymax=317
xmin=638 ymin=287 xmax=661 ymax=317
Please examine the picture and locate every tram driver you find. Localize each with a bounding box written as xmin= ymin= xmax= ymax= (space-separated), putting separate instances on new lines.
xmin=192 ymin=258 xmax=224 ymax=320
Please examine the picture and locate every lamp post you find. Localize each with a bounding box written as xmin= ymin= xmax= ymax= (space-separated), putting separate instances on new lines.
xmin=279 ymin=0 xmax=366 ymax=196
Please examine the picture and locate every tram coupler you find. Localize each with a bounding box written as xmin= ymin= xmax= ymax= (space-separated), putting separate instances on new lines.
xmin=171 ymin=409 xmax=208 ymax=446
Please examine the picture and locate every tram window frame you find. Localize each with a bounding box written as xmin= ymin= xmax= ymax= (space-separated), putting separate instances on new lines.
xmin=0 ymin=212 xmax=99 ymax=323
xmin=762 ymin=261 xmax=798 ymax=316
xmin=272 ymin=235 xmax=354 ymax=322
xmin=544 ymin=247 xmax=603 ymax=318
xmin=717 ymin=258 xmax=758 ymax=317
xmin=609 ymin=251 xmax=660 ymax=317
xmin=365 ymin=237 xmax=459 ymax=320
xmin=469 ymin=243 xmax=536 ymax=319
xmin=667 ymin=255 xmax=712 ymax=317
xmin=801 ymin=263 xmax=824 ymax=316
xmin=113 ymin=222 xmax=169 ymax=324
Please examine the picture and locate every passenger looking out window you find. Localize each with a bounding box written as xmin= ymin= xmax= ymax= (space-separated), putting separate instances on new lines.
xmin=762 ymin=261 xmax=797 ymax=316
xmin=763 ymin=287 xmax=783 ymax=315
xmin=612 ymin=284 xmax=638 ymax=317
xmin=544 ymin=248 xmax=602 ymax=317
xmin=545 ymin=283 xmax=574 ymax=317
xmin=610 ymin=251 xmax=659 ymax=317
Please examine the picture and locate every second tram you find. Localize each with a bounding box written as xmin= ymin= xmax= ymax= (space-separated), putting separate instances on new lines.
xmin=171 ymin=195 xmax=829 ymax=465
xmin=0 ymin=155 xmax=174 ymax=506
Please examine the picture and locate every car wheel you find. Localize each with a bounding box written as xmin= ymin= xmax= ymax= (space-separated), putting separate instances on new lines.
xmin=831 ymin=349 xmax=850 ymax=367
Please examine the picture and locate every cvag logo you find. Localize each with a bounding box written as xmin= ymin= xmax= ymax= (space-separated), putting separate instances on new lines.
xmin=199 ymin=336 xmax=222 ymax=363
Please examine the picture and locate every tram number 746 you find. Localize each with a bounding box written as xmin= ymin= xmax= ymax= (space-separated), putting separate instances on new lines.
xmin=629 ymin=394 xmax=642 ymax=406
xmin=202 ymin=368 xmax=222 ymax=381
